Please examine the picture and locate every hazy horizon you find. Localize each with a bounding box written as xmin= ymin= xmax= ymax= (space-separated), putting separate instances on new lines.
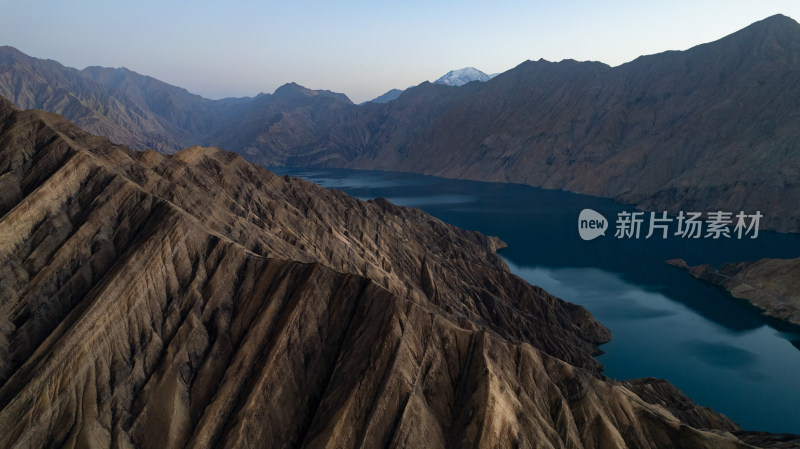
xmin=2 ymin=1 xmax=799 ymax=103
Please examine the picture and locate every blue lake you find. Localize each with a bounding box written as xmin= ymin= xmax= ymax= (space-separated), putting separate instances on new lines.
xmin=272 ymin=167 xmax=800 ymax=434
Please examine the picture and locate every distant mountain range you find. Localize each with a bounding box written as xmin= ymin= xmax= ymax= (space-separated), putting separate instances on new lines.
xmin=1 ymin=14 xmax=799 ymax=231
xmin=0 ymin=47 xmax=353 ymax=154
xmin=366 ymin=67 xmax=494 ymax=103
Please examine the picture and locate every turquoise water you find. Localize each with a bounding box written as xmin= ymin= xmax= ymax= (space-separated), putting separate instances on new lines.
xmin=273 ymin=167 xmax=800 ymax=434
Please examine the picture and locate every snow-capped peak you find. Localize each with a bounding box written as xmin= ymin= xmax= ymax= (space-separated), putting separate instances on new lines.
xmin=433 ymin=67 xmax=493 ymax=87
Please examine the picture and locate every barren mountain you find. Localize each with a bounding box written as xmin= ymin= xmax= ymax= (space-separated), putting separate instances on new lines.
xmin=0 ymin=97 xmax=782 ymax=448
xmin=3 ymin=15 xmax=800 ymax=232
xmin=0 ymin=48 xmax=353 ymax=155
xmin=0 ymin=46 xmax=187 ymax=152
xmin=205 ymin=83 xmax=359 ymax=163
xmin=79 ymin=65 xmax=248 ymax=143
xmin=231 ymin=14 xmax=800 ymax=232
xmin=368 ymin=88 xmax=404 ymax=104
xmin=668 ymin=258 xmax=800 ymax=326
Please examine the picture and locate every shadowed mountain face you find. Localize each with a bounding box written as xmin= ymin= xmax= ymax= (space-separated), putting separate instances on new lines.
xmin=669 ymin=257 xmax=800 ymax=326
xmin=368 ymin=88 xmax=404 ymax=103
xmin=2 ymin=15 xmax=799 ymax=231
xmin=0 ymin=97 xmax=771 ymax=448
xmin=0 ymin=46 xmax=188 ymax=152
xmin=0 ymin=47 xmax=352 ymax=155
xmin=238 ymin=14 xmax=800 ymax=232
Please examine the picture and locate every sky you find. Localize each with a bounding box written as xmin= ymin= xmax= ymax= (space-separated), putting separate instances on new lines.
xmin=2 ymin=1 xmax=799 ymax=103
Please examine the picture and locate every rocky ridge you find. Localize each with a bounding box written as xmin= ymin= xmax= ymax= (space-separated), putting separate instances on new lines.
xmin=224 ymin=15 xmax=800 ymax=233
xmin=0 ymin=97 xmax=774 ymax=447
xmin=3 ymin=15 xmax=800 ymax=232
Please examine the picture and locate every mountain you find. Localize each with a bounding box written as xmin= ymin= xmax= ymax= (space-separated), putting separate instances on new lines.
xmin=433 ymin=67 xmax=493 ymax=86
xmin=79 ymin=65 xmax=247 ymax=140
xmin=368 ymin=88 xmax=405 ymax=103
xmin=203 ymin=82 xmax=359 ymax=162
xmin=1 ymin=96 xmax=784 ymax=448
xmin=0 ymin=46 xmax=187 ymax=152
xmin=2 ymin=15 xmax=800 ymax=232
xmin=0 ymin=48 xmax=352 ymax=154
xmin=369 ymin=67 xmax=498 ymax=103
xmin=230 ymin=14 xmax=800 ymax=232
xmin=668 ymin=258 xmax=800 ymax=326
xmin=366 ymin=66 xmax=494 ymax=104
xmin=369 ymin=67 xmax=493 ymax=106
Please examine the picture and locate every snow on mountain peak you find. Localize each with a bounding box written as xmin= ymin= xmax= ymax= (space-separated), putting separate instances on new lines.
xmin=433 ymin=67 xmax=493 ymax=86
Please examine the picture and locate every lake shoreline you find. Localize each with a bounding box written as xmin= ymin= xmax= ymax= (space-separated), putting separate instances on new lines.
xmin=667 ymin=258 xmax=800 ymax=327
xmin=272 ymin=166 xmax=800 ymax=434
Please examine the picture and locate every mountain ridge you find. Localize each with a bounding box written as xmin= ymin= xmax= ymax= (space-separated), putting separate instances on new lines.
xmin=2 ymin=14 xmax=800 ymax=231
xmin=231 ymin=13 xmax=800 ymax=232
xmin=0 ymin=47 xmax=354 ymax=154
xmin=1 ymin=97 xmax=783 ymax=448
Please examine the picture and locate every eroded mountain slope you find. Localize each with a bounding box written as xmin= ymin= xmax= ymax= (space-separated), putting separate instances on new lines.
xmin=0 ymin=98 xmax=764 ymax=448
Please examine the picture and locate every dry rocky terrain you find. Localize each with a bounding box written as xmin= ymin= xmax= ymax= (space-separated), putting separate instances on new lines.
xmin=3 ymin=15 xmax=800 ymax=232
xmin=668 ymin=258 xmax=800 ymax=326
xmin=0 ymin=97 xmax=788 ymax=447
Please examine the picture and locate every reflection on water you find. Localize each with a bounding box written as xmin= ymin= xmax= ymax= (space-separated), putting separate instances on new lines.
xmin=381 ymin=194 xmax=477 ymax=207
xmin=503 ymin=259 xmax=800 ymax=430
xmin=505 ymin=263 xmax=680 ymax=321
xmin=291 ymin=170 xmax=433 ymax=190
xmin=272 ymin=166 xmax=800 ymax=433
xmin=680 ymin=340 xmax=758 ymax=369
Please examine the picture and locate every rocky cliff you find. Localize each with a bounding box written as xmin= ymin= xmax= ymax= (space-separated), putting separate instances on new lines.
xmin=668 ymin=258 xmax=800 ymax=326
xmin=0 ymin=97 xmax=775 ymax=448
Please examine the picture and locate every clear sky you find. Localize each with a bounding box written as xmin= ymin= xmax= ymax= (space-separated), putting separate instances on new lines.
xmin=2 ymin=0 xmax=799 ymax=103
